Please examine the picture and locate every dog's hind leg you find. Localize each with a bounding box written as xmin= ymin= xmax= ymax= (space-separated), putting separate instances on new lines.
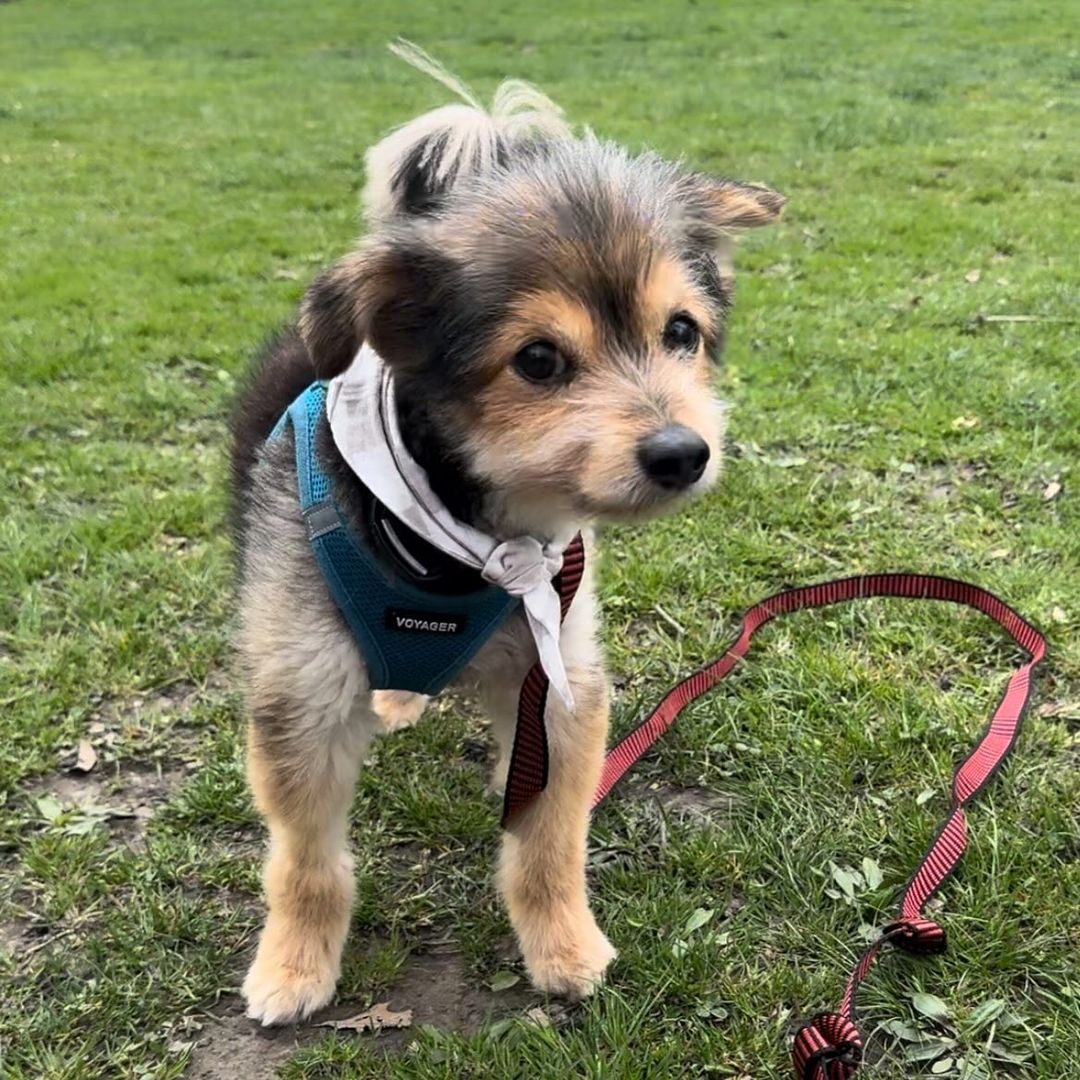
xmin=372 ymin=689 xmax=429 ymax=732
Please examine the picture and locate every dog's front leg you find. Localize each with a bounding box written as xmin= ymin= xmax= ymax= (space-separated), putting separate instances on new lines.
xmin=498 ymin=659 xmax=616 ymax=998
xmin=242 ymin=695 xmax=373 ymax=1025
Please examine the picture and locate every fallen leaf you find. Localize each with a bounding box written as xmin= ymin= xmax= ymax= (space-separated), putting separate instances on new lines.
xmin=950 ymin=415 xmax=980 ymax=430
xmin=524 ymin=1006 xmax=551 ymax=1027
xmin=964 ymin=269 xmax=981 ymax=284
xmin=684 ymin=907 xmax=715 ymax=934
xmin=1050 ymin=606 xmax=1068 ymax=624
xmin=316 ymin=1002 xmax=412 ymax=1032
xmin=1043 ymin=480 xmax=1062 ymax=501
xmin=35 ymin=794 xmax=63 ymax=822
xmin=1037 ymin=701 xmax=1078 ymax=718
xmin=489 ymin=970 xmax=521 ymax=992
xmin=72 ymin=739 xmax=98 ymax=774
xmin=911 ymin=991 xmax=950 ymax=1021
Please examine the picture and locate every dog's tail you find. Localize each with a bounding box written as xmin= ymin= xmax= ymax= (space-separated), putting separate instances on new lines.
xmin=363 ymin=40 xmax=571 ymax=223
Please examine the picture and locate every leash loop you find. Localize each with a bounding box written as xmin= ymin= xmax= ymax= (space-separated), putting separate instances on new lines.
xmin=503 ymin=569 xmax=1047 ymax=1075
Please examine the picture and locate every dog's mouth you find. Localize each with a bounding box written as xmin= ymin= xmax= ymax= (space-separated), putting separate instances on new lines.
xmin=572 ymin=473 xmax=714 ymax=523
xmin=482 ymin=470 xmax=709 ymax=536
xmin=474 ymin=428 xmax=719 ymax=533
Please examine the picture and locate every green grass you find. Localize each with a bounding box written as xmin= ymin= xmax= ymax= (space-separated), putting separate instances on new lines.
xmin=1 ymin=1 xmax=1077 ymax=1077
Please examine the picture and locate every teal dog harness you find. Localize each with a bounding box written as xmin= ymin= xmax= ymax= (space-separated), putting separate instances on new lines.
xmin=272 ymin=384 xmax=519 ymax=695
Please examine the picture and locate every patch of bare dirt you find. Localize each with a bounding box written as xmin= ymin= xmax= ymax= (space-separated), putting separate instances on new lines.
xmin=624 ymin=779 xmax=737 ymax=823
xmin=185 ymin=951 xmax=537 ymax=1078
xmin=88 ymin=673 xmax=228 ymax=757
xmin=30 ymin=760 xmax=190 ymax=853
xmin=374 ymin=951 xmax=534 ymax=1035
xmin=184 ymin=1011 xmax=308 ymax=1080
xmin=0 ymin=918 xmax=37 ymax=958
xmin=24 ymin=676 xmax=227 ymax=850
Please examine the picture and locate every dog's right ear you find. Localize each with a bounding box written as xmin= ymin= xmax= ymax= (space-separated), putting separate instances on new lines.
xmin=298 ymin=253 xmax=369 ymax=379
xmin=298 ymin=244 xmax=446 ymax=379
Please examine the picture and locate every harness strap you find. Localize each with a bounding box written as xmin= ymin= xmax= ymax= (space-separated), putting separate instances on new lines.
xmin=503 ymin=568 xmax=1047 ymax=1077
xmin=273 ymin=383 xmax=520 ymax=696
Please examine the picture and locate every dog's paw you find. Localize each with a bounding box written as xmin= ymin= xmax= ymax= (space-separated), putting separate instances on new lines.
xmin=373 ymin=690 xmax=429 ymax=733
xmin=524 ymin=917 xmax=617 ymax=1000
xmin=242 ymin=956 xmax=337 ymax=1026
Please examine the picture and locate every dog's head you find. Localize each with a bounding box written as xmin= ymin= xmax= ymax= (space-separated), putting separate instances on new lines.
xmin=301 ymin=58 xmax=784 ymax=536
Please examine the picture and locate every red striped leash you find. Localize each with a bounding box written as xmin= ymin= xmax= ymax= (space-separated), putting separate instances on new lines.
xmin=502 ymin=547 xmax=1048 ymax=1079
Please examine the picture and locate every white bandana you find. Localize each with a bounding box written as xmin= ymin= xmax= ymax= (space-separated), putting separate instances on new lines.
xmin=325 ymin=346 xmax=574 ymax=710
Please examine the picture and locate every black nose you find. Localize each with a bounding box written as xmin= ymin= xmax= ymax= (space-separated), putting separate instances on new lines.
xmin=637 ymin=425 xmax=711 ymax=490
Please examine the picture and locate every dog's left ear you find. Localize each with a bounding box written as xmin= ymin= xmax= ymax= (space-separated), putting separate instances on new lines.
xmin=690 ymin=177 xmax=787 ymax=231
xmin=677 ymin=178 xmax=785 ymax=362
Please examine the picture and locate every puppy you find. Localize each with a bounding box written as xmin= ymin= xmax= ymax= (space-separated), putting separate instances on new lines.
xmin=230 ymin=47 xmax=783 ymax=1025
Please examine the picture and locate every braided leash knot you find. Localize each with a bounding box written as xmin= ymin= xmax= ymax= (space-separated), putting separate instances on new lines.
xmin=883 ymin=917 xmax=947 ymax=955
xmin=792 ymin=1013 xmax=863 ymax=1080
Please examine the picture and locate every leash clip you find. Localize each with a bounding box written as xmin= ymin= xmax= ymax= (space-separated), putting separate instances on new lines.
xmin=792 ymin=1012 xmax=863 ymax=1080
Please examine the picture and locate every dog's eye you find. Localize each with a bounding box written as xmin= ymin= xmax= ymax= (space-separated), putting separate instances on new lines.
xmin=513 ymin=341 xmax=568 ymax=384
xmin=663 ymin=314 xmax=700 ymax=353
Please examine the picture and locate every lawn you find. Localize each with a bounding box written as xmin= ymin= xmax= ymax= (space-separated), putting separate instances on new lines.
xmin=1 ymin=1 xmax=1077 ymax=1077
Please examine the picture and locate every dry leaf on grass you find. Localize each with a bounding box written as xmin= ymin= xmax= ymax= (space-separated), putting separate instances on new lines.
xmin=316 ymin=1002 xmax=412 ymax=1033
xmin=951 ymin=415 xmax=980 ymax=430
xmin=964 ymin=268 xmax=981 ymax=284
xmin=1043 ymin=480 xmax=1062 ymax=501
xmin=489 ymin=970 xmax=520 ymax=992
xmin=71 ymin=739 xmax=98 ymax=773
xmin=1037 ymin=701 xmax=1078 ymax=718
